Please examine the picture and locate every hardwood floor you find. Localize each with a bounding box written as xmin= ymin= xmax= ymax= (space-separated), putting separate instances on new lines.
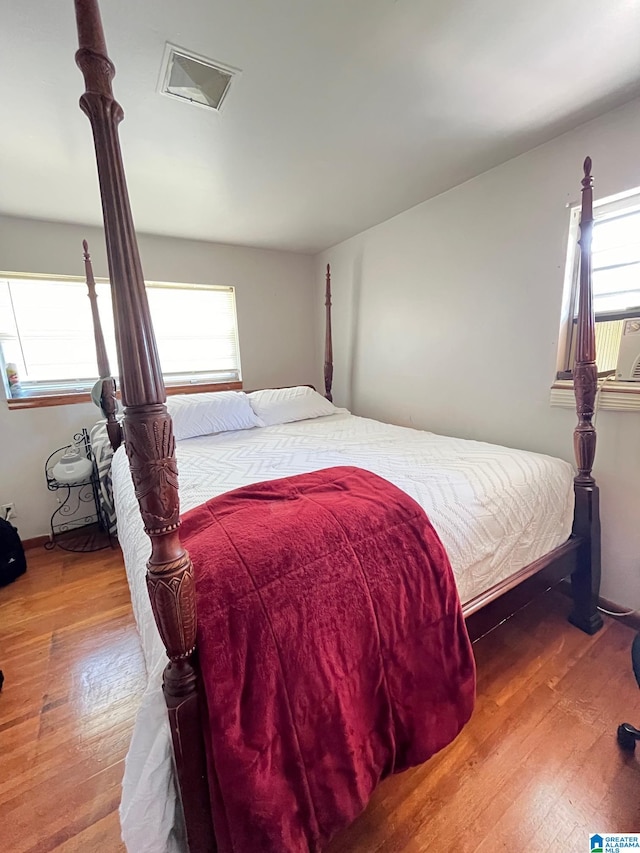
xmin=1 ymin=546 xmax=639 ymax=852
xmin=0 ymin=546 xmax=142 ymax=853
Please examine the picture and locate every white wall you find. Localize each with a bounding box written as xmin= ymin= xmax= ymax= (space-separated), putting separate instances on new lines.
xmin=317 ymin=96 xmax=640 ymax=610
xmin=0 ymin=215 xmax=316 ymax=541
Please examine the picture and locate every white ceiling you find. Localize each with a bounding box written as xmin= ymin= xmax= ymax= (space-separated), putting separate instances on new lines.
xmin=2 ymin=0 xmax=640 ymax=253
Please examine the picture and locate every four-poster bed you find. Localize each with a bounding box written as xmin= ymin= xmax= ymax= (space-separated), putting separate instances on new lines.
xmin=72 ymin=1 xmax=602 ymax=850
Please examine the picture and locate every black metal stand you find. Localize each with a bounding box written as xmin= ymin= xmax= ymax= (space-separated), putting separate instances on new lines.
xmin=44 ymin=429 xmax=112 ymax=553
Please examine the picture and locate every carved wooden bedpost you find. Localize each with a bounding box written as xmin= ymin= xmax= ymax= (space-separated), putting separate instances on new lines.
xmin=73 ymin=2 xmax=215 ymax=850
xmin=324 ymin=264 xmax=334 ymax=402
xmin=569 ymin=156 xmax=603 ymax=634
xmin=83 ymin=239 xmax=121 ymax=451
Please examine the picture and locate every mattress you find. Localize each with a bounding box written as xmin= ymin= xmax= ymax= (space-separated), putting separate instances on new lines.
xmin=113 ymin=412 xmax=574 ymax=853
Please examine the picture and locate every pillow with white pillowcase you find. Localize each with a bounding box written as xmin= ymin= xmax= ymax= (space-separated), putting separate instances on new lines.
xmin=166 ymin=391 xmax=262 ymax=440
xmin=247 ymin=386 xmax=339 ymax=426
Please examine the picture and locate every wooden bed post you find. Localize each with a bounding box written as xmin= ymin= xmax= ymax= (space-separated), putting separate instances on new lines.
xmin=569 ymin=156 xmax=603 ymax=634
xmin=83 ymin=239 xmax=122 ymax=451
xmin=324 ymin=263 xmax=333 ymax=402
xmin=73 ymin=3 xmax=215 ymax=850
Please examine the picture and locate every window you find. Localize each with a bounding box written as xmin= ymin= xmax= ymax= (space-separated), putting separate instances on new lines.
xmin=0 ymin=275 xmax=241 ymax=400
xmin=560 ymin=188 xmax=640 ymax=378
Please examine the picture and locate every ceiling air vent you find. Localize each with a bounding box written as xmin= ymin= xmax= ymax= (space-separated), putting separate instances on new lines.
xmin=159 ymin=44 xmax=239 ymax=112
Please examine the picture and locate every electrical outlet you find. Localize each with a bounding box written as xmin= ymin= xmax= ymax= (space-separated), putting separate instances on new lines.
xmin=1 ymin=503 xmax=16 ymax=521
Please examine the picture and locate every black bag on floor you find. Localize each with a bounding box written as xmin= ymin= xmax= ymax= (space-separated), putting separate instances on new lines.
xmin=0 ymin=517 xmax=26 ymax=587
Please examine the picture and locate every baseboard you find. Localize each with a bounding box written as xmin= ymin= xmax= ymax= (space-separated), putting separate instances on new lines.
xmin=559 ymin=579 xmax=640 ymax=633
xmin=22 ymin=534 xmax=52 ymax=551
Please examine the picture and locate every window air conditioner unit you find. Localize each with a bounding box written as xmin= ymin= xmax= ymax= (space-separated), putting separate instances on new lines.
xmin=616 ymin=318 xmax=640 ymax=381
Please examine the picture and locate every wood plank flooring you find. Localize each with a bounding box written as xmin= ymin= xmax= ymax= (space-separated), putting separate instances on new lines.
xmin=1 ymin=546 xmax=639 ymax=852
xmin=0 ymin=546 xmax=141 ymax=853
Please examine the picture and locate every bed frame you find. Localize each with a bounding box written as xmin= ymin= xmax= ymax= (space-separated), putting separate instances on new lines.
xmin=72 ymin=1 xmax=602 ymax=849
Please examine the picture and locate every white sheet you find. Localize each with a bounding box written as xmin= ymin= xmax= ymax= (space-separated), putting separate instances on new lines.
xmin=114 ymin=412 xmax=574 ymax=852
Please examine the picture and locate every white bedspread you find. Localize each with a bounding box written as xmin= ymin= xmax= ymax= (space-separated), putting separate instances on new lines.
xmin=113 ymin=412 xmax=574 ymax=852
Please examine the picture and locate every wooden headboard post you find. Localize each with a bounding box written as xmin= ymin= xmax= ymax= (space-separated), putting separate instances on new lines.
xmin=569 ymin=156 xmax=603 ymax=634
xmin=83 ymin=239 xmax=121 ymax=451
xmin=324 ymin=263 xmax=333 ymax=402
xmin=73 ymin=2 xmax=215 ymax=850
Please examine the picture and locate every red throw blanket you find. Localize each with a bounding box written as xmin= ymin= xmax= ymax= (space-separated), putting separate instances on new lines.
xmin=182 ymin=466 xmax=475 ymax=853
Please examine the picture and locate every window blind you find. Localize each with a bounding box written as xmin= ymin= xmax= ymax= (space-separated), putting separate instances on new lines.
xmin=591 ymin=209 xmax=640 ymax=315
xmin=0 ymin=277 xmax=241 ymax=397
xmin=146 ymin=283 xmax=241 ymax=383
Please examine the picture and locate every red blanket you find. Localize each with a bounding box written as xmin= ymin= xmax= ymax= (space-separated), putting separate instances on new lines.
xmin=182 ymin=466 xmax=475 ymax=853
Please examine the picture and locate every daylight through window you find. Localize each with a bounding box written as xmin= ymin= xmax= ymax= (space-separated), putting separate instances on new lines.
xmin=562 ymin=189 xmax=640 ymax=378
xmin=0 ymin=276 xmax=241 ymax=398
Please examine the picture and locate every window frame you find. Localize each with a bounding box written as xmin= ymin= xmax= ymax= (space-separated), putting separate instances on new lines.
xmin=1 ymin=271 xmax=243 ymax=409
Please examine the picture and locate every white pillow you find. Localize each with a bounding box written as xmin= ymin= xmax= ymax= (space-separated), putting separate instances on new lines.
xmin=248 ymin=386 xmax=338 ymax=426
xmin=166 ymin=391 xmax=261 ymax=440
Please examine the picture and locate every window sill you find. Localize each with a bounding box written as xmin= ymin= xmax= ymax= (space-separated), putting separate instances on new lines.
xmin=550 ymin=380 xmax=640 ymax=412
xmin=6 ymin=380 xmax=243 ymax=411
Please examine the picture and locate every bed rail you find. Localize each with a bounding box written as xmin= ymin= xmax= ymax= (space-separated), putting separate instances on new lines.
xmin=73 ymin=2 xmax=215 ymax=850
